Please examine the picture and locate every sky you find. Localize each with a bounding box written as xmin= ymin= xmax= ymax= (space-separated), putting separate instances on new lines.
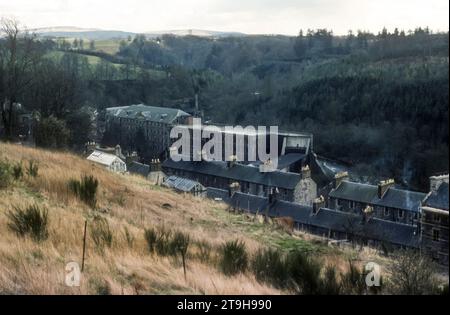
xmin=0 ymin=0 xmax=448 ymax=35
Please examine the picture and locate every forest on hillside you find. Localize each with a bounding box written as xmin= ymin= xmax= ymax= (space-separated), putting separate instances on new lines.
xmin=1 ymin=20 xmax=448 ymax=191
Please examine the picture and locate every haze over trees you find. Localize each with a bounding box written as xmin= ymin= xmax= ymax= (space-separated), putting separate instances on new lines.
xmin=0 ymin=17 xmax=448 ymax=190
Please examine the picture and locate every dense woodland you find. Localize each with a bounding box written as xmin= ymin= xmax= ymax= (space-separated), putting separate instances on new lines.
xmin=0 ymin=18 xmax=448 ymax=191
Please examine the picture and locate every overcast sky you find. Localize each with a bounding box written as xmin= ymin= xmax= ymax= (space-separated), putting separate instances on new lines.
xmin=0 ymin=0 xmax=448 ymax=35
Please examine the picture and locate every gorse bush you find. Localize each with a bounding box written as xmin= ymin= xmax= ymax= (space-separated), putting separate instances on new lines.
xmin=219 ymin=240 xmax=248 ymax=275
xmin=69 ymin=175 xmax=98 ymax=208
xmin=196 ymin=241 xmax=212 ymax=263
xmin=340 ymin=260 xmax=367 ymax=295
xmin=0 ymin=160 xmax=12 ymax=189
xmin=252 ymin=248 xmax=288 ymax=288
xmin=285 ymin=250 xmax=323 ymax=295
xmin=13 ymin=162 xmax=23 ymax=180
xmin=91 ymin=217 xmax=113 ymax=249
xmin=144 ymin=227 xmax=158 ymax=253
xmin=26 ymin=160 xmax=39 ymax=178
xmin=144 ymin=226 xmax=190 ymax=258
xmin=6 ymin=204 xmax=49 ymax=241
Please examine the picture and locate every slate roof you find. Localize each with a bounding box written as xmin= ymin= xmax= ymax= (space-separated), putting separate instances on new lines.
xmin=248 ymin=153 xmax=305 ymax=170
xmin=128 ymin=162 xmax=150 ymax=177
xmin=163 ymin=176 xmax=205 ymax=193
xmin=87 ymin=150 xmax=124 ymax=167
xmin=206 ymin=190 xmax=419 ymax=248
xmin=423 ymin=182 xmax=449 ymax=210
xmin=106 ymin=104 xmax=190 ymax=124
xmin=162 ymin=159 xmax=302 ymax=190
xmin=207 ymin=187 xmax=231 ymax=202
xmin=329 ymin=181 xmax=426 ymax=213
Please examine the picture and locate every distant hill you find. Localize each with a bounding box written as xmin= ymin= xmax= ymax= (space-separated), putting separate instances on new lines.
xmin=145 ymin=29 xmax=246 ymax=38
xmin=31 ymin=26 xmax=137 ymax=40
xmin=31 ymin=26 xmax=246 ymax=40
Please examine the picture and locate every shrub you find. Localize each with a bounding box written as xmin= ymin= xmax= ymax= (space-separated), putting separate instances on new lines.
xmin=340 ymin=260 xmax=367 ymax=295
xmin=91 ymin=217 xmax=113 ymax=249
xmin=13 ymin=162 xmax=23 ymax=180
xmin=34 ymin=115 xmax=70 ymax=149
xmin=387 ymin=250 xmax=439 ymax=295
xmin=321 ymin=265 xmax=342 ymax=295
xmin=285 ymin=250 xmax=323 ymax=295
xmin=219 ymin=240 xmax=248 ymax=275
xmin=155 ymin=227 xmax=173 ymax=256
xmin=144 ymin=227 xmax=158 ymax=253
xmin=144 ymin=226 xmax=174 ymax=256
xmin=252 ymin=248 xmax=288 ymax=288
xmin=90 ymin=278 xmax=111 ymax=295
xmin=26 ymin=160 xmax=39 ymax=178
xmin=171 ymin=231 xmax=190 ymax=278
xmin=0 ymin=160 xmax=12 ymax=189
xmin=6 ymin=204 xmax=49 ymax=241
xmin=196 ymin=241 xmax=212 ymax=263
xmin=69 ymin=175 xmax=98 ymax=208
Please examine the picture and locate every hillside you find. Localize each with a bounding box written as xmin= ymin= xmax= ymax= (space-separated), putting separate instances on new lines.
xmin=0 ymin=142 xmax=350 ymax=294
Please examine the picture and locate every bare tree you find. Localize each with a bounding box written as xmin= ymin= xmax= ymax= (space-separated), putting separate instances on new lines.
xmin=387 ymin=250 xmax=439 ymax=295
xmin=0 ymin=18 xmax=40 ymax=139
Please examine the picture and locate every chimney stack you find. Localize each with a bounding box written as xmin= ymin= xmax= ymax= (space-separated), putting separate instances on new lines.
xmin=150 ymin=159 xmax=161 ymax=172
xmin=115 ymin=144 xmax=122 ymax=158
xmin=126 ymin=151 xmax=139 ymax=165
xmin=377 ymin=179 xmax=395 ymax=198
xmin=85 ymin=141 xmax=97 ymax=156
xmin=312 ymin=195 xmax=326 ymax=215
xmin=228 ymin=182 xmax=240 ymax=197
xmin=334 ymin=172 xmax=349 ymax=189
xmin=301 ymin=165 xmax=311 ymax=179
xmin=429 ymin=175 xmax=449 ymax=192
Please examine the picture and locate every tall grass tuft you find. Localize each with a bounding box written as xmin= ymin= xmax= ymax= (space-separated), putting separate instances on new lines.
xmin=6 ymin=204 xmax=49 ymax=241
xmin=340 ymin=260 xmax=367 ymax=295
xmin=26 ymin=160 xmax=39 ymax=178
xmin=219 ymin=240 xmax=248 ymax=275
xmin=0 ymin=160 xmax=12 ymax=189
xmin=91 ymin=217 xmax=113 ymax=249
xmin=69 ymin=175 xmax=99 ymax=208
xmin=172 ymin=231 xmax=190 ymax=278
xmin=252 ymin=248 xmax=288 ymax=288
xmin=285 ymin=250 xmax=323 ymax=295
xmin=13 ymin=162 xmax=24 ymax=180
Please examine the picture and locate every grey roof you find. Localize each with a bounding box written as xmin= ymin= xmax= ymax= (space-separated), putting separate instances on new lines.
xmin=106 ymin=104 xmax=190 ymax=124
xmin=163 ymin=176 xmax=205 ymax=192
xmin=248 ymin=153 xmax=305 ymax=170
xmin=128 ymin=161 xmax=150 ymax=177
xmin=207 ymin=187 xmax=231 ymax=201
xmin=211 ymin=191 xmax=419 ymax=248
xmin=329 ymin=181 xmax=426 ymax=213
xmin=162 ymin=159 xmax=302 ymax=190
xmin=423 ymin=182 xmax=449 ymax=210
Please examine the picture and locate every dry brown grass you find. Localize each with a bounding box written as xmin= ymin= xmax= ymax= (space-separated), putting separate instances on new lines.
xmin=0 ymin=142 xmax=284 ymax=294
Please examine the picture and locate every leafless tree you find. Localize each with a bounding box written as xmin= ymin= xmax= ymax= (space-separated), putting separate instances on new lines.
xmin=387 ymin=250 xmax=439 ymax=295
xmin=0 ymin=18 xmax=40 ymax=139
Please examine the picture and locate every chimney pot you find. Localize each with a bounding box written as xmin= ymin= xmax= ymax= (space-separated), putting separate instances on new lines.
xmin=377 ymin=179 xmax=395 ymax=198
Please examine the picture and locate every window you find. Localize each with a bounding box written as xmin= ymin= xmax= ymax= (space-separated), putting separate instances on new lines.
xmin=432 ymin=229 xmax=440 ymax=242
xmin=398 ymin=210 xmax=404 ymax=219
xmin=384 ymin=208 xmax=390 ymax=216
xmin=433 ymin=214 xmax=441 ymax=223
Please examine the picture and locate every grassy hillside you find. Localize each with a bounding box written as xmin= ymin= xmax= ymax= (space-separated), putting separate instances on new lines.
xmin=0 ymin=143 xmax=346 ymax=294
xmin=1 ymin=143 xmax=446 ymax=295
